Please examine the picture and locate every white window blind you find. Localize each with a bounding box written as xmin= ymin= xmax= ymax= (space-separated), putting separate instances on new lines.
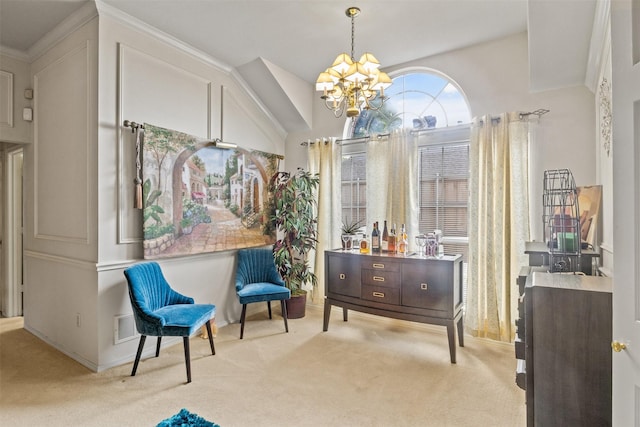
xmin=418 ymin=142 xmax=469 ymax=261
xmin=341 ymin=154 xmax=367 ymax=226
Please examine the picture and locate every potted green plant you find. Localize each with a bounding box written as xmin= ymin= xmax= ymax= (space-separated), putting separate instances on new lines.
xmin=267 ymin=168 xmax=320 ymax=319
xmin=341 ymin=217 xmax=364 ymax=250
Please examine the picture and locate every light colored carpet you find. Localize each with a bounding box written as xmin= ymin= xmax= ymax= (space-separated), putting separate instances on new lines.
xmin=0 ymin=305 xmax=525 ymax=426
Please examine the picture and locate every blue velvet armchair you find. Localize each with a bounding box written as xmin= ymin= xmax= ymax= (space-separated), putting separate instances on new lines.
xmin=235 ymin=248 xmax=290 ymax=338
xmin=123 ymin=261 xmax=216 ymax=383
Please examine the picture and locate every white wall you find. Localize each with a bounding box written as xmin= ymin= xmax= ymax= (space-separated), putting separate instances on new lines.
xmin=22 ymin=17 xmax=100 ymax=366
xmin=286 ymin=32 xmax=598 ymax=243
xmin=594 ymin=16 xmax=614 ymax=276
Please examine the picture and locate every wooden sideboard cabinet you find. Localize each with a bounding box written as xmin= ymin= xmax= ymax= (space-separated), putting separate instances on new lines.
xmin=323 ymin=250 xmax=464 ymax=363
xmin=525 ymin=271 xmax=612 ymax=426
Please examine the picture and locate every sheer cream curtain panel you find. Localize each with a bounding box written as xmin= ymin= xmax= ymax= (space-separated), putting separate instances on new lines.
xmin=366 ymin=130 xmax=419 ymax=240
xmin=308 ymin=138 xmax=342 ymax=303
xmin=467 ymin=112 xmax=531 ymax=342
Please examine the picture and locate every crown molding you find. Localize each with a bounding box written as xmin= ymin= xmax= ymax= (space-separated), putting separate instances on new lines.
xmin=94 ymin=0 xmax=231 ymax=75
xmin=2 ymin=0 xmax=287 ymax=138
xmin=585 ymin=0 xmax=611 ymax=93
xmin=0 ymin=46 xmax=30 ymax=62
xmin=27 ymin=1 xmax=98 ymax=62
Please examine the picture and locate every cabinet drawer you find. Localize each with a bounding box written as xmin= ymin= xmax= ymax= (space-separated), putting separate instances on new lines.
xmin=361 ymin=259 xmax=401 ymax=272
xmin=362 ymin=270 xmax=400 ymax=288
xmin=326 ymin=254 xmax=361 ymax=297
xmin=401 ymin=264 xmax=451 ymax=311
xmin=361 ymin=284 xmax=400 ymax=305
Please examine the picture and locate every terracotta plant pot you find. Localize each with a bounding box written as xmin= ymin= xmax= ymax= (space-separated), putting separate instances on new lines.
xmin=285 ymin=291 xmax=307 ymax=319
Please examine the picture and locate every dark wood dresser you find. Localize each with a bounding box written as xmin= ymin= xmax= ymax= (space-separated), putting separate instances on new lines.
xmin=525 ymin=271 xmax=612 ymax=426
xmin=323 ymin=250 xmax=464 ymax=363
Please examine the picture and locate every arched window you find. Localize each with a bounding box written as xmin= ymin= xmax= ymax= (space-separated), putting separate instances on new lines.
xmin=346 ymin=70 xmax=471 ymax=138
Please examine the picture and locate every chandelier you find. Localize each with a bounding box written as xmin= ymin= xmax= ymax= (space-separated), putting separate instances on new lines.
xmin=315 ymin=6 xmax=392 ymax=118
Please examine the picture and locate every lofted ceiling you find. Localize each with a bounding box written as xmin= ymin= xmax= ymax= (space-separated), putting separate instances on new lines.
xmin=0 ymin=0 xmax=597 ymax=132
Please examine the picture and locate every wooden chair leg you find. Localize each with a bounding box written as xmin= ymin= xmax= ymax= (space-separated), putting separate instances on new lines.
xmin=267 ymin=301 xmax=272 ymax=319
xmin=205 ymin=320 xmax=215 ymax=355
xmin=183 ymin=336 xmax=191 ymax=383
xmin=240 ymin=304 xmax=247 ymax=339
xmin=155 ymin=337 xmax=162 ymax=357
xmin=281 ymin=300 xmax=289 ymax=333
xmin=131 ymin=335 xmax=146 ymax=376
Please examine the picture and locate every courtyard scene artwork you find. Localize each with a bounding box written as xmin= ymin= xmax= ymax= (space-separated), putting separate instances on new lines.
xmin=142 ymin=123 xmax=280 ymax=259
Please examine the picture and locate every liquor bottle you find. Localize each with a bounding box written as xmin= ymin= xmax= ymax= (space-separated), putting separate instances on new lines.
xmin=371 ymin=222 xmax=380 ymax=253
xmin=381 ymin=220 xmax=389 ymax=253
xmin=398 ymin=224 xmax=408 ymax=255
xmin=360 ymin=234 xmax=369 ymax=254
xmin=388 ymin=223 xmax=397 ymax=253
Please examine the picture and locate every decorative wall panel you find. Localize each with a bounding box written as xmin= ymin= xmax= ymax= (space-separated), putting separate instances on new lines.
xmin=33 ymin=43 xmax=90 ymax=243
xmin=118 ymin=44 xmax=212 ymax=243
xmin=0 ymin=70 xmax=13 ymax=128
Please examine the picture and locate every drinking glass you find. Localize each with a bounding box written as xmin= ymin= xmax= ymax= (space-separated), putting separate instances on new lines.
xmin=426 ymin=234 xmax=438 ymax=257
xmin=341 ymin=234 xmax=352 ymax=251
xmin=415 ymin=234 xmax=427 ymax=257
xmin=351 ymin=234 xmax=361 ymax=252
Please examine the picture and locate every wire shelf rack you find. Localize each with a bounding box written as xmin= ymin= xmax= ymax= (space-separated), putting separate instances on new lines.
xmin=542 ymin=169 xmax=581 ymax=273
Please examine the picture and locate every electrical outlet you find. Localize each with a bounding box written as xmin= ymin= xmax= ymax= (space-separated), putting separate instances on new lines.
xmin=76 ymin=313 xmax=81 ymax=327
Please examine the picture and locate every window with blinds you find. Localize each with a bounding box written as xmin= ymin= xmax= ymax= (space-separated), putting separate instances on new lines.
xmin=341 ymin=154 xmax=367 ymax=227
xmin=418 ymin=142 xmax=470 ymax=261
xmin=418 ymin=143 xmax=469 ymax=235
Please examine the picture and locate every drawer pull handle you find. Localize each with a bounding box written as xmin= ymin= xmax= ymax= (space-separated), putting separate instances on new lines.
xmin=372 ymin=263 xmax=385 ymax=269
xmin=420 ymin=283 xmax=428 ymax=290
xmin=339 ymin=273 xmax=346 ymax=280
xmin=372 ymin=291 xmax=385 ymax=298
xmin=373 ymin=276 xmax=385 ymax=282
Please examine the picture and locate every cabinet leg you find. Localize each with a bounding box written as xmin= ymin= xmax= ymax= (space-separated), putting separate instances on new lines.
xmin=457 ymin=317 xmax=464 ymax=347
xmin=323 ymin=302 xmax=331 ymax=331
xmin=447 ymin=323 xmax=457 ymax=364
xmin=342 ymin=307 xmax=348 ymax=322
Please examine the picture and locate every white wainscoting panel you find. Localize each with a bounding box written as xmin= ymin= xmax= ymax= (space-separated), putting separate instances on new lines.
xmin=33 ymin=42 xmax=91 ymax=243
xmin=0 ymin=70 xmax=13 ymax=128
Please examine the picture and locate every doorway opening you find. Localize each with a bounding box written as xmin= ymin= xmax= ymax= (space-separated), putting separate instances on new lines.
xmin=1 ymin=146 xmax=23 ymax=317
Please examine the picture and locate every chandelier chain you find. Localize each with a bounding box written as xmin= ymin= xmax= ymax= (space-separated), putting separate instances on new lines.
xmin=351 ymin=12 xmax=355 ymax=60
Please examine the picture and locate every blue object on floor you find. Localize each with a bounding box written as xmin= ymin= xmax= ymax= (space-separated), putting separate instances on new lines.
xmin=157 ymin=408 xmax=220 ymax=427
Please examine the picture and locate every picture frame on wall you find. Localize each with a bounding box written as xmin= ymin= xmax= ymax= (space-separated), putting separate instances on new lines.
xmin=141 ymin=123 xmax=282 ymax=259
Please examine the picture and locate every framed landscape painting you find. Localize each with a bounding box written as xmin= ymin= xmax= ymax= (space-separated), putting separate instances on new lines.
xmin=141 ymin=123 xmax=281 ymax=259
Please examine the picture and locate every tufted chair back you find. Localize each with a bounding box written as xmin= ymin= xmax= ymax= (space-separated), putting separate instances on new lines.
xmin=235 ymin=247 xmax=285 ymax=291
xmin=234 ymin=247 xmax=290 ymax=339
xmin=124 ymin=261 xmax=194 ymax=336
